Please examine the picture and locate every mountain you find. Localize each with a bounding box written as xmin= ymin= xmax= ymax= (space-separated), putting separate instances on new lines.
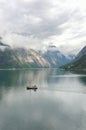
xmin=38 ymin=45 xmax=74 ymax=67
xmin=0 ymin=40 xmax=75 ymax=69
xmin=76 ymin=46 xmax=86 ymax=60
xmin=14 ymin=48 xmax=50 ymax=68
xmin=0 ymin=48 xmax=50 ymax=69
xmin=61 ymin=46 xmax=86 ymax=70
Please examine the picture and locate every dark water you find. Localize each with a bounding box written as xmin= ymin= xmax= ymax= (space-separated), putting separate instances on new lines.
xmin=0 ymin=69 xmax=86 ymax=130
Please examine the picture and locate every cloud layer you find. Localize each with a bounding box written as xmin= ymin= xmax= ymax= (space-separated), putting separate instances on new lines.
xmin=0 ymin=0 xmax=86 ymax=54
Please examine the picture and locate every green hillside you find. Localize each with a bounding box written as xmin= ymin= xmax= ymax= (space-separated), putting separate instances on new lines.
xmin=61 ymin=46 xmax=86 ymax=71
xmin=61 ymin=55 xmax=86 ymax=71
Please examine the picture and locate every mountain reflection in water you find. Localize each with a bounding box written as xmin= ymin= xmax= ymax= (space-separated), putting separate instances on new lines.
xmin=0 ymin=69 xmax=86 ymax=130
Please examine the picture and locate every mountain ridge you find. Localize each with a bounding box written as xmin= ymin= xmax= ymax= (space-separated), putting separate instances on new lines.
xmin=0 ymin=42 xmax=75 ymax=69
xmin=61 ymin=46 xmax=86 ymax=71
xmin=0 ymin=48 xmax=50 ymax=68
xmin=38 ymin=45 xmax=74 ymax=67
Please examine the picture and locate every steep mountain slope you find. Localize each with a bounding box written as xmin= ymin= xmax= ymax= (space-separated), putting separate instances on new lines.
xmin=39 ymin=45 xmax=74 ymax=67
xmin=76 ymin=46 xmax=86 ymax=60
xmin=0 ymin=41 xmax=75 ymax=69
xmin=0 ymin=48 xmax=50 ymax=69
xmin=61 ymin=46 xmax=86 ymax=70
xmin=14 ymin=48 xmax=50 ymax=68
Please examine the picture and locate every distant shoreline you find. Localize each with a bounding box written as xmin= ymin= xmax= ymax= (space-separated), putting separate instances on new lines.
xmin=0 ymin=68 xmax=86 ymax=72
xmin=0 ymin=67 xmax=51 ymax=71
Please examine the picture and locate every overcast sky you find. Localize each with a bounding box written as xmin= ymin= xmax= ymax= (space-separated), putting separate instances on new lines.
xmin=0 ymin=0 xmax=86 ymax=54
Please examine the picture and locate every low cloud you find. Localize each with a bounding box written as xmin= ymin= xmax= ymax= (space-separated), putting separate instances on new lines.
xmin=0 ymin=0 xmax=86 ymax=54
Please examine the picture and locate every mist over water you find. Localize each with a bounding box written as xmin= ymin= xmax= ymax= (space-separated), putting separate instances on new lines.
xmin=0 ymin=69 xmax=86 ymax=130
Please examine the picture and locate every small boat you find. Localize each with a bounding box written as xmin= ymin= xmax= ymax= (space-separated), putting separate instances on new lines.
xmin=26 ymin=85 xmax=38 ymax=90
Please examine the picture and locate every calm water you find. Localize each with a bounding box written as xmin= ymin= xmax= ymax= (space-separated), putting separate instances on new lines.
xmin=0 ymin=69 xmax=86 ymax=130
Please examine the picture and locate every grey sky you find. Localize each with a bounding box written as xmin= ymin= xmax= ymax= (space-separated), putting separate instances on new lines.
xmin=0 ymin=0 xmax=86 ymax=54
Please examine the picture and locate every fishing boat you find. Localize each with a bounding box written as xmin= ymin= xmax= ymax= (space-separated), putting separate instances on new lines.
xmin=26 ymin=85 xmax=38 ymax=90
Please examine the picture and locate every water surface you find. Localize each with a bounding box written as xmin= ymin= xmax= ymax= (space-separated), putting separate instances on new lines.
xmin=0 ymin=69 xmax=86 ymax=130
